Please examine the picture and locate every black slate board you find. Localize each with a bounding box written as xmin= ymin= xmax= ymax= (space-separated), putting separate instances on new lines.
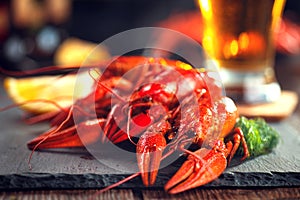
xmin=0 ymin=81 xmax=300 ymax=190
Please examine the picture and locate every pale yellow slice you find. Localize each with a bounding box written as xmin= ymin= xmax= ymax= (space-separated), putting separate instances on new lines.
xmin=54 ymin=37 xmax=110 ymax=66
xmin=4 ymin=72 xmax=94 ymax=114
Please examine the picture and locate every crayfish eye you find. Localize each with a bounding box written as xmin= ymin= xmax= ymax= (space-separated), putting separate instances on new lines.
xmin=135 ymin=96 xmax=152 ymax=103
xmin=141 ymin=96 xmax=152 ymax=103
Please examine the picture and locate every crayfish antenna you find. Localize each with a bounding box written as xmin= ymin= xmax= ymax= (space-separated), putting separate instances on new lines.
xmin=27 ymin=106 xmax=75 ymax=166
xmin=88 ymin=172 xmax=140 ymax=200
xmin=88 ymin=69 xmax=127 ymax=103
xmin=26 ymin=106 xmax=95 ymax=164
xmin=0 ymin=99 xmax=67 ymax=113
xmin=0 ymin=66 xmax=73 ymax=76
xmin=24 ymin=110 xmax=60 ymax=124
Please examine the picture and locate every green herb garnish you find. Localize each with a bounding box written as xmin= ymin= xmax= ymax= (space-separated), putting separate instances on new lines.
xmin=236 ymin=116 xmax=280 ymax=158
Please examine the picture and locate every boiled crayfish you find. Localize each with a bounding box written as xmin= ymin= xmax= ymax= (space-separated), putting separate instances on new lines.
xmin=4 ymin=56 xmax=250 ymax=194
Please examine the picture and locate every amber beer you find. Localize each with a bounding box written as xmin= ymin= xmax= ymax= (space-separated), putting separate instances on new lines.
xmin=198 ymin=0 xmax=286 ymax=103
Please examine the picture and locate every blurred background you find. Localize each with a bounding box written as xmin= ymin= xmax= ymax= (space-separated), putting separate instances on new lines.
xmin=1 ymin=0 xmax=300 ymax=71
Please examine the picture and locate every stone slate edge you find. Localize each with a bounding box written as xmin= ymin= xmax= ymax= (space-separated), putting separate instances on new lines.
xmin=1 ymin=172 xmax=299 ymax=191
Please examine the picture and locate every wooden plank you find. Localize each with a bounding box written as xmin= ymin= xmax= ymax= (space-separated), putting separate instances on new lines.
xmin=141 ymin=187 xmax=300 ymax=200
xmin=1 ymin=188 xmax=299 ymax=200
xmin=0 ymin=189 xmax=136 ymax=200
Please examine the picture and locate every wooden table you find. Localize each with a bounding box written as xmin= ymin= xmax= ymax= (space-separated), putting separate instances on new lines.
xmin=0 ymin=56 xmax=300 ymax=199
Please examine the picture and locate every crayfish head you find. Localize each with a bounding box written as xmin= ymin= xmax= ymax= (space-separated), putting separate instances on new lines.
xmin=129 ymin=83 xmax=178 ymax=110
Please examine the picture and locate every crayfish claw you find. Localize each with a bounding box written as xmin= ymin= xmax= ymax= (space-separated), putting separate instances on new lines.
xmin=164 ymin=159 xmax=195 ymax=192
xmin=165 ymin=148 xmax=227 ymax=194
xmin=136 ymin=132 xmax=166 ymax=186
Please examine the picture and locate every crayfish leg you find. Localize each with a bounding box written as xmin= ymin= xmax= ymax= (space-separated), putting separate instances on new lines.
xmin=226 ymin=127 xmax=250 ymax=163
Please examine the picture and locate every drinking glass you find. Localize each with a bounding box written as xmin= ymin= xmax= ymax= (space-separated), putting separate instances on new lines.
xmin=198 ymin=0 xmax=286 ymax=103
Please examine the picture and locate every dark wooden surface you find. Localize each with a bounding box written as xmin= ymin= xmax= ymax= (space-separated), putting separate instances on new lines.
xmin=1 ymin=187 xmax=300 ymax=200
xmin=1 ymin=57 xmax=300 ymax=199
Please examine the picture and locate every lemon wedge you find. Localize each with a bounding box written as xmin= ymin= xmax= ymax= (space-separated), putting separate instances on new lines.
xmin=3 ymin=72 xmax=94 ymax=114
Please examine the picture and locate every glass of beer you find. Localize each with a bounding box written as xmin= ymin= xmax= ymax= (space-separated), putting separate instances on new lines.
xmin=198 ymin=0 xmax=286 ymax=103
